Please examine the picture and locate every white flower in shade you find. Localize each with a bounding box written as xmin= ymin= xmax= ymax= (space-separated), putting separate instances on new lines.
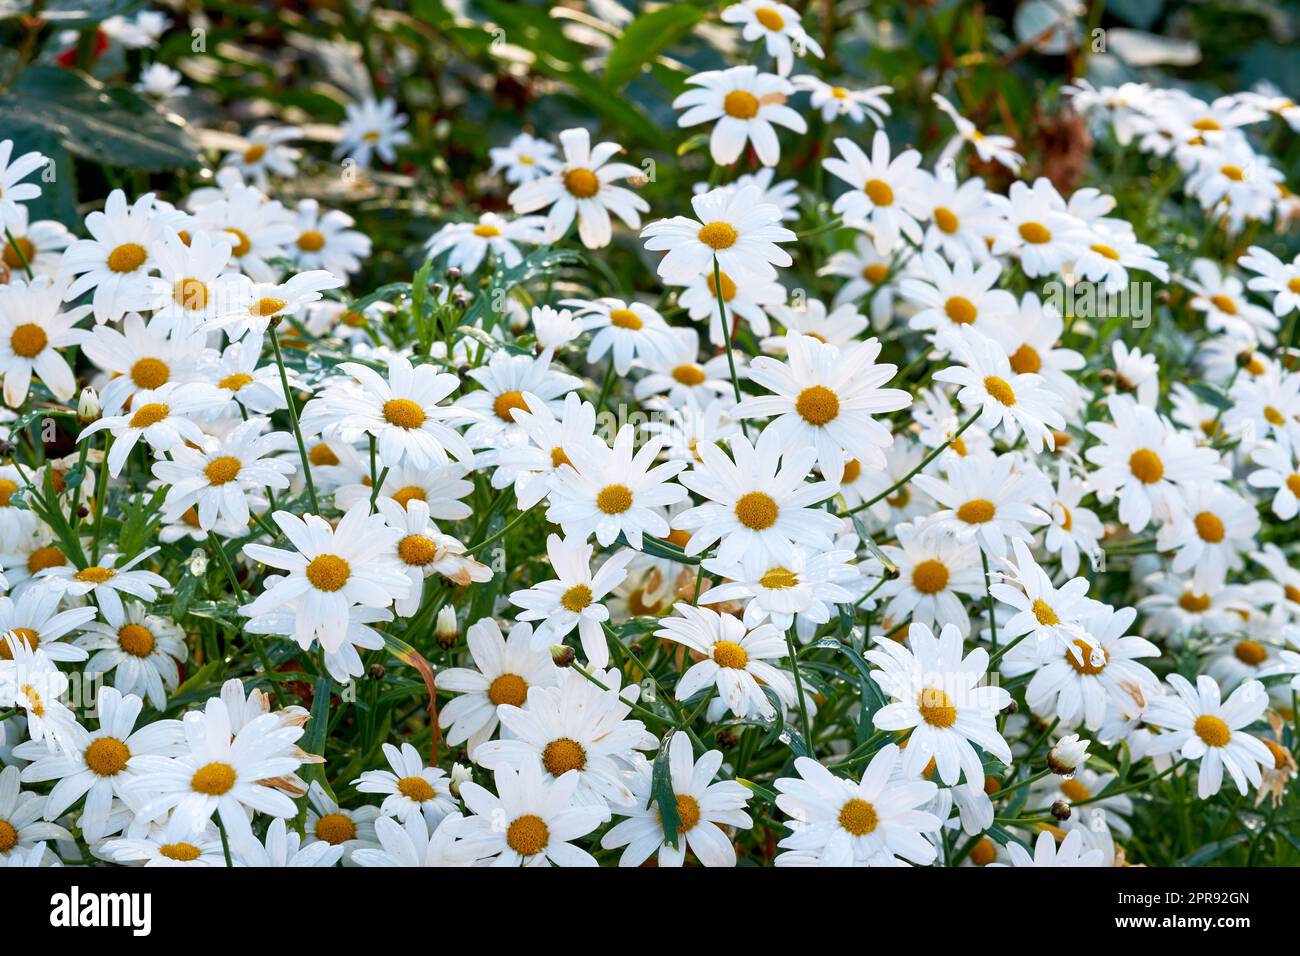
xmin=79 ymin=312 xmax=204 ymax=417
xmin=641 ymin=184 xmax=795 ymax=285
xmin=205 ymin=334 xmax=288 ymax=416
xmin=335 ymin=96 xmax=411 ymax=168
xmin=75 ymin=603 xmax=186 ymax=710
xmin=0 ymin=276 xmax=88 ymax=406
xmin=0 ymin=638 xmax=76 ymax=751
xmin=240 ymin=506 xmax=409 ymax=652
xmin=737 ymin=333 xmax=910 ymax=484
xmin=474 ymin=667 xmax=655 ymax=811
xmin=290 ymin=198 xmax=371 ymax=278
xmin=866 ymin=621 xmax=1012 ymax=787
xmin=100 ymin=816 xmax=227 ymax=867
xmin=425 ymin=212 xmax=545 ymax=275
xmin=1084 ymin=395 xmax=1229 ymax=533
xmin=672 ymin=66 xmax=805 ymax=166
xmin=823 ymin=131 xmax=929 ymax=253
xmin=633 ymin=327 xmax=742 ymax=408
xmin=210 ymin=269 xmax=342 ymax=341
xmin=509 ymin=534 xmax=635 ymax=668
xmin=0 ymin=842 xmax=56 ymax=867
xmin=1155 ymin=481 xmax=1259 ymax=594
xmin=59 ymin=190 xmax=166 ymax=323
xmin=919 ymin=168 xmax=996 ymax=263
xmin=1073 ymin=228 xmax=1168 ymax=294
xmin=991 ymin=539 xmax=1099 ymax=660
xmin=222 ymin=125 xmax=301 ymax=189
xmin=934 ymin=326 xmax=1066 ymax=452
xmin=456 ymin=348 xmax=581 ymax=451
xmin=900 ymin=252 xmax=1015 ymax=338
xmin=876 ymin=521 xmax=985 ymax=638
xmin=932 ymin=93 xmax=1023 ymax=172
xmin=993 ymin=829 xmax=1104 ymax=868
xmin=676 ymin=266 xmax=786 ymax=346
xmin=1047 ymin=733 xmax=1091 ymax=775
xmin=508 ymin=127 xmax=648 ymax=248
xmin=1225 ymin=360 xmax=1300 ymax=448
xmin=489 ymin=132 xmax=560 ymax=185
xmin=192 ymin=182 xmax=297 ymax=282
xmin=1 ymin=204 xmax=72 ymax=277
xmin=1142 ymin=674 xmax=1272 ymax=799
xmin=0 ymin=768 xmax=71 ymax=862
xmin=13 ymin=688 xmax=183 ymax=843
xmin=36 ymin=548 xmax=169 ymax=628
xmin=794 ymin=75 xmax=891 ymax=125
xmin=451 ymin=760 xmax=607 ymax=866
xmin=1041 ymin=462 xmax=1104 ymax=577
xmin=721 ymin=1 xmax=823 ymax=74
xmin=124 ymin=692 xmax=307 ymax=839
xmin=1004 ymin=604 xmax=1159 ymax=733
xmin=134 ymin=62 xmax=187 ymax=100
xmin=641 ymin=396 xmax=742 ymax=466
xmin=601 ymin=732 xmax=753 ymax=867
xmin=77 ymin=382 xmax=227 ymax=477
xmin=774 ymin=744 xmax=941 ymax=867
xmin=530 ymin=304 xmax=585 ymax=351
xmin=818 ymin=240 xmax=899 ymax=323
xmin=654 ymin=603 xmax=795 ymax=719
xmin=234 ymin=816 xmax=342 ymax=868
xmin=1110 ymin=340 xmax=1160 ymax=407
xmin=378 ymin=497 xmax=490 ymax=614
xmin=699 ymin=545 xmax=858 ymax=631
xmin=0 ymin=587 xmax=94 ymax=665
xmin=1239 ymin=245 xmax=1300 ymax=317
xmin=1248 ymin=441 xmax=1300 ymax=519
xmin=562 ymin=296 xmax=676 ymax=376
xmin=0 ymin=140 xmax=48 ymax=227
xmin=545 ymin=425 xmax=688 ymax=549
xmin=986 ymin=177 xmax=1087 ymax=278
xmin=912 ymin=453 xmax=1049 ymax=558
xmin=336 ymin=460 xmax=472 ymax=520
xmin=438 ymin=619 xmax=559 ymax=757
xmin=1180 ymin=257 xmax=1279 ymax=345
xmin=246 ymin=600 xmax=390 ymax=685
xmin=351 ymin=811 xmax=467 ymax=867
xmin=353 ymin=742 xmax=457 ymax=827
xmin=152 ymin=418 xmax=295 ymax=534
xmin=985 ymin=292 xmax=1085 ymax=413
xmin=303 ymin=780 xmax=380 ymax=863
xmin=674 ymin=425 xmax=839 ymax=578
xmin=492 ymin=391 xmax=598 ymax=509
xmin=302 ymin=355 xmax=475 ymax=471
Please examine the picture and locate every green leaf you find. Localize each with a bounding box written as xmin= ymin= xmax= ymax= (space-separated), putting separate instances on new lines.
xmin=604 ymin=5 xmax=706 ymax=89
xmin=651 ymin=733 xmax=682 ymax=848
xmin=0 ymin=120 xmax=78 ymax=227
xmin=0 ymin=66 xmax=200 ymax=172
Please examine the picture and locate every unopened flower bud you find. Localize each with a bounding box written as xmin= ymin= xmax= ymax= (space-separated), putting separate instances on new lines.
xmin=1050 ymin=799 xmax=1071 ymax=821
xmin=367 ymin=663 xmax=386 ymax=680
xmin=551 ymin=644 xmax=575 ymax=667
xmin=435 ymin=606 xmax=459 ymax=647
xmin=1048 ymin=733 xmax=1090 ymax=775
xmin=448 ymin=762 xmax=472 ymax=798
xmin=445 ymin=266 xmax=462 ymax=284
xmin=1236 ymin=349 xmax=1255 ymax=369
xmin=77 ymin=387 xmax=101 ymax=425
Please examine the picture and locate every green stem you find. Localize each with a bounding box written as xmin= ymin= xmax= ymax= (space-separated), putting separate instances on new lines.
xmin=848 ymin=410 xmax=980 ymax=516
xmin=785 ymin=626 xmax=815 ymax=755
xmin=268 ymin=326 xmax=319 ymax=514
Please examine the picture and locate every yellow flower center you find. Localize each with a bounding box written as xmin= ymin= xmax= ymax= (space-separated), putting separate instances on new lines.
xmin=382 ymin=398 xmax=425 ymax=429
xmin=917 ymin=687 xmax=957 ymax=727
xmin=0 ymin=478 xmax=15 ymax=507
xmin=754 ymin=6 xmax=785 ymax=30
xmin=1066 ymin=638 xmax=1108 ymax=675
xmin=863 ymin=263 xmax=889 ymax=284
xmin=983 ymin=376 xmax=1016 ymax=405
xmin=1210 ymin=294 xmax=1237 ymax=315
xmin=1128 ymin=449 xmax=1164 ymax=484
xmin=596 ymin=484 xmax=633 ymax=515
xmin=550 ymin=447 xmax=572 ymax=470
xmin=1194 ymin=714 xmax=1231 ymax=748
xmin=129 ymin=402 xmax=170 ymax=429
xmin=698 ymin=221 xmax=739 ymax=249
xmin=723 ymin=90 xmax=760 ymax=120
xmin=674 ymin=794 xmax=701 ymax=833
xmin=672 ymin=364 xmax=706 ymax=385
xmin=118 ymin=623 xmax=155 ymax=657
xmin=132 ymin=357 xmax=170 ymax=389
xmin=706 ymin=271 xmax=737 ymax=301
xmin=75 ymin=566 xmax=116 ymax=584
xmin=27 ymin=547 xmax=65 ymax=575
xmin=561 ymin=583 xmax=593 ymax=612
xmin=795 ymin=384 xmax=840 ymax=426
xmin=911 ymin=559 xmax=949 ymax=595
xmin=191 ymin=761 xmax=236 ymax=795
xmin=1018 ymin=222 xmax=1051 ymax=244
xmin=85 ymin=737 xmax=131 ymax=776
xmin=842 ymin=458 xmax=861 ymax=484
xmin=1009 ymin=344 xmax=1040 ymax=374
xmin=493 ymin=389 xmax=529 ymax=422
xmin=107 ymin=242 xmax=147 ymax=273
xmin=933 ymin=207 xmax=959 ymax=234
xmin=252 ymin=297 xmax=286 ymax=317
xmin=1032 ymin=599 xmax=1060 ymax=626
xmin=1264 ymin=405 xmax=1286 ymax=426
xmin=9 ymin=323 xmax=47 ymax=358
xmin=735 ymin=490 xmax=779 ymax=530
xmin=1194 ymin=511 xmax=1225 ymax=543
xmin=309 ymin=443 xmax=340 ymax=466
xmin=397 ymin=776 xmax=436 ymax=802
xmin=864 ymin=179 xmax=894 ymax=206
xmin=1219 ymin=164 xmax=1245 ymax=182
xmin=713 ymin=640 xmax=749 ymax=669
xmin=838 ymin=798 xmax=878 ymax=836
xmin=488 ymin=673 xmax=529 ymax=707
xmin=944 ymin=296 xmax=977 ymax=325
xmin=471 ymin=223 xmax=500 ymax=238
xmin=204 ymin=456 xmax=242 ymax=486
xmin=243 ymin=143 xmax=267 ymax=163
xmin=2 ymin=236 xmax=34 ymax=269
xmin=759 ymin=566 xmax=799 ymax=590
xmin=506 ymin=814 xmax=549 ymax=856
xmin=1060 ymin=778 xmax=1090 ymax=802
xmin=1234 ymin=640 xmax=1267 ymax=665
xmin=173 ymin=277 xmax=209 ymax=312
xmin=1090 ymin=243 xmax=1120 ymax=260
xmin=391 ymin=485 xmax=427 ymax=509
xmin=608 ymin=308 xmax=642 ymax=330
xmin=314 ymin=813 xmax=357 ymax=845
xmin=218 ymin=372 xmax=253 ymax=392
xmin=970 ymin=837 xmax=997 ymax=866
xmin=1287 ymin=474 xmax=1300 ymax=498
xmin=0 ymin=627 xmax=38 ymax=659
xmin=225 ymin=228 xmax=252 ymax=258
xmin=563 ymin=168 xmax=600 ymax=199
xmin=297 ymin=229 xmax=326 ymax=251
xmin=956 ymin=498 xmax=995 ymax=524
xmin=542 ymin=737 xmax=587 ymax=776
xmin=398 ymin=534 xmax=438 ymax=567
xmin=159 ymin=842 xmax=201 ymax=862
xmin=305 ymin=554 xmax=351 ymax=592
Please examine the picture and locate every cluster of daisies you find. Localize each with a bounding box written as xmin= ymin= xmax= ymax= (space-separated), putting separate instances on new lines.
xmin=0 ymin=0 xmax=1298 ymax=869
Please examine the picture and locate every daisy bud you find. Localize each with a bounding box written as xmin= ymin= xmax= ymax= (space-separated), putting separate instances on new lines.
xmin=444 ymin=266 xmax=462 ymax=284
xmin=1235 ymin=349 xmax=1255 ymax=369
xmin=448 ymin=762 xmax=472 ymax=798
xmin=435 ymin=606 xmax=459 ymax=647
xmin=1050 ymin=799 xmax=1071 ymax=821
xmin=1048 ymin=733 xmax=1090 ymax=775
xmin=367 ymin=663 xmax=386 ymax=680
xmin=1097 ymin=367 xmax=1116 ymax=384
xmin=77 ymin=386 xmax=101 ymax=425
xmin=551 ymin=643 xmax=575 ymax=667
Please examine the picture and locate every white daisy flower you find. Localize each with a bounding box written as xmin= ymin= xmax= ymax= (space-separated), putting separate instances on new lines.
xmin=1248 ymin=441 xmax=1300 ymax=519
xmin=990 ymin=538 xmax=1099 ymax=660
xmin=633 ymin=326 xmax=743 ymax=408
xmin=655 ymin=603 xmax=795 ymax=719
xmin=139 ymin=228 xmax=246 ymax=335
xmin=456 ymin=347 xmax=582 ymax=451
xmin=986 ymin=177 xmax=1087 ymax=278
xmin=303 ymin=780 xmax=380 ymax=863
xmin=918 ymin=168 xmax=996 ymax=264
xmin=425 ymin=212 xmax=545 ymax=275
xmin=1239 ymin=244 xmax=1300 ymax=317
xmin=101 ymin=816 xmax=227 ymax=867
xmin=794 ymin=75 xmax=892 ymax=125
xmin=992 ymin=828 xmax=1104 ymax=867
xmin=290 ymin=198 xmax=372 ymax=279
xmin=0 ymin=140 xmax=48 ymax=228
xmin=350 ymin=811 xmax=467 ymax=867
xmin=0 ymin=586 xmax=95 ymax=665
xmin=1155 ymin=481 xmax=1259 ymax=594
xmin=721 ymin=1 xmax=823 ymax=75
xmin=912 ymin=453 xmax=1049 ymax=558
xmin=932 ymin=93 xmax=1023 ymax=172
xmin=676 ymin=266 xmax=786 ymax=346
xmin=222 ymin=124 xmax=301 ymax=189
xmin=353 ymin=741 xmax=457 ymax=827
xmin=437 ymin=618 xmax=559 ymax=758
xmin=233 ymin=816 xmax=342 ymax=867
xmin=876 ymin=521 xmax=986 ymax=638
xmin=1041 ymin=462 xmax=1104 ymax=577
xmin=134 ymin=62 xmax=188 ymax=100
xmin=0 ymin=275 xmax=88 ymax=406
xmin=77 ymin=381 xmax=227 ymax=477
xmin=508 ymin=127 xmax=648 ymax=248
xmin=699 ymin=545 xmax=858 ymax=631
xmin=562 ymin=296 xmax=676 ymax=376
xmin=492 ymin=391 xmax=597 ymax=509
xmin=672 ymin=65 xmax=806 ymax=166
xmin=75 ymin=603 xmax=187 ymax=710
xmin=80 ymin=311 xmax=204 ymax=417
xmin=36 ymin=548 xmax=169 ymax=628
xmin=59 ymin=189 xmax=166 ymax=323
xmin=900 ymin=252 xmax=1016 ymax=338
xmin=489 ymin=132 xmax=560 ymax=185
xmin=335 ymin=96 xmax=411 ymax=168
xmin=823 ymin=131 xmax=929 ymax=253
xmin=1180 ymin=257 xmax=1278 ymax=346
xmin=1 ymin=204 xmax=71 ymax=277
